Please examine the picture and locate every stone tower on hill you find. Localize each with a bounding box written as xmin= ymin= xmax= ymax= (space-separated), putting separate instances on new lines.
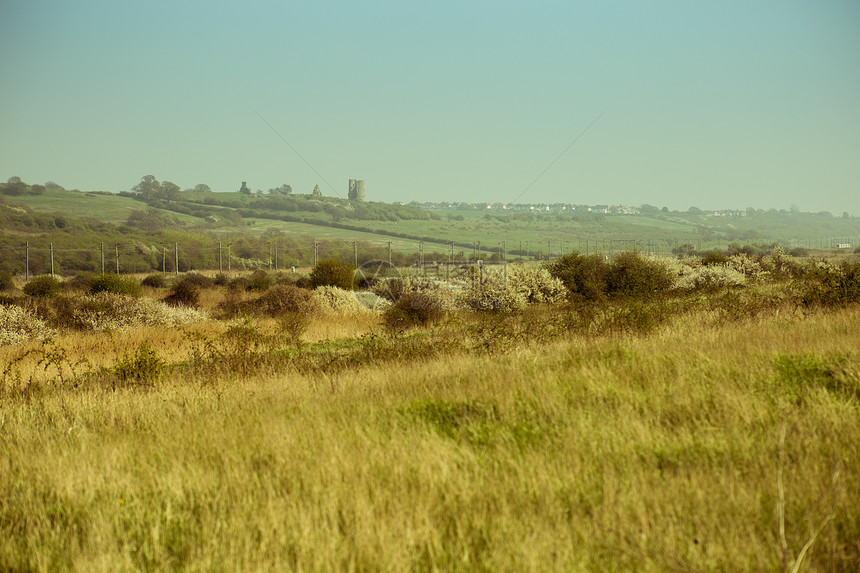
xmin=348 ymin=179 xmax=366 ymax=202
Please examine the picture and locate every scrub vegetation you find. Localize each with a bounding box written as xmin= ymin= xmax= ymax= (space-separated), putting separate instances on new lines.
xmin=2 ymin=250 xmax=860 ymax=571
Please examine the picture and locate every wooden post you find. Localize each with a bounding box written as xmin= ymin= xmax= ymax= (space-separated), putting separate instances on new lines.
xmin=115 ymin=243 xmax=119 ymax=274
xmin=25 ymin=241 xmax=29 ymax=281
xmin=174 ymin=243 xmax=179 ymax=276
xmin=503 ymin=240 xmax=507 ymax=284
xmin=100 ymin=242 xmax=105 ymax=274
xmin=50 ymin=243 xmax=54 ymax=276
xmin=219 ymin=242 xmax=222 ymax=273
xmin=448 ymin=242 xmax=453 ymax=280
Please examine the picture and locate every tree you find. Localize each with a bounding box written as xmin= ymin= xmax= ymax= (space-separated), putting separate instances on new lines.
xmin=160 ymin=181 xmax=181 ymax=204
xmin=193 ymin=183 xmax=212 ymax=193
xmin=7 ymin=176 xmax=21 ymax=185
xmin=268 ymin=184 xmax=292 ymax=195
xmin=132 ymin=175 xmax=161 ymax=202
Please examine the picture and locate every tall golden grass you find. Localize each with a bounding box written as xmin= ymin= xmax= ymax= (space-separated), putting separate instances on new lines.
xmin=1 ymin=300 xmax=858 ymax=571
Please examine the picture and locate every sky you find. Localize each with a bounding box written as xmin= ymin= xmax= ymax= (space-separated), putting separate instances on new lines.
xmin=1 ymin=0 xmax=859 ymax=214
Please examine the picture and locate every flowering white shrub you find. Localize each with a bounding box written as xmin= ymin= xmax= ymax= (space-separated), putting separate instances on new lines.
xmin=353 ymin=291 xmax=391 ymax=311
xmin=457 ymin=264 xmax=566 ymax=311
xmin=373 ymin=274 xmax=464 ymax=310
xmin=646 ymin=255 xmax=746 ymax=290
xmin=0 ymin=305 xmax=56 ymax=345
xmin=727 ymin=254 xmax=768 ymax=282
xmin=673 ymin=264 xmax=747 ymax=290
xmin=506 ymin=265 xmax=567 ymax=304
xmin=73 ymin=292 xmax=207 ymax=331
xmin=313 ymin=286 xmax=369 ymax=314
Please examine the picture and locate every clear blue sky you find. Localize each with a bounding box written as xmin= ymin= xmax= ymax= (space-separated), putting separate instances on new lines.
xmin=2 ymin=1 xmax=859 ymax=214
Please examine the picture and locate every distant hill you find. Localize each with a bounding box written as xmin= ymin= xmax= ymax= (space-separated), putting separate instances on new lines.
xmin=3 ymin=178 xmax=860 ymax=261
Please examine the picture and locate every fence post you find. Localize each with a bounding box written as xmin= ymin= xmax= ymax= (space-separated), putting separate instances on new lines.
xmin=228 ymin=243 xmax=231 ymax=272
xmin=50 ymin=243 xmax=54 ymax=277
xmin=274 ymin=243 xmax=278 ymax=270
xmin=388 ymin=241 xmax=392 ymax=268
xmin=162 ymin=247 xmax=166 ymax=273
xmin=174 ymin=243 xmax=179 ymax=276
xmin=313 ymin=241 xmax=318 ymax=268
xmin=503 ymin=240 xmax=507 ymax=285
xmin=219 ymin=242 xmax=223 ymax=273
xmin=353 ymin=241 xmax=357 ymax=269
xmin=100 ymin=242 xmax=105 ymax=274
xmin=115 ymin=243 xmax=119 ymax=274
xmin=25 ymin=241 xmax=29 ymax=281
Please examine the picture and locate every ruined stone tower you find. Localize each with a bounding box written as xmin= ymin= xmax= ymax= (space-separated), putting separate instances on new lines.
xmin=348 ymin=179 xmax=366 ymax=202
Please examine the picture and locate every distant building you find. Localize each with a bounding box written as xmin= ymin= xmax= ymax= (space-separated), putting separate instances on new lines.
xmin=348 ymin=179 xmax=366 ymax=202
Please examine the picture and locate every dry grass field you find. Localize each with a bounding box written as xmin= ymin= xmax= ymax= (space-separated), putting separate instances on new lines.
xmin=1 ymin=255 xmax=859 ymax=571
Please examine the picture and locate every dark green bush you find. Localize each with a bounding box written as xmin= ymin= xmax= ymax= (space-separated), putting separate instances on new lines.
xmin=141 ymin=274 xmax=167 ymax=288
xmin=383 ymin=292 xmax=444 ymax=330
xmin=164 ymin=278 xmax=200 ymax=308
xmin=89 ymin=274 xmax=143 ymax=297
xmin=700 ymin=250 xmax=728 ymax=266
xmin=256 ymin=284 xmax=318 ymax=317
xmin=310 ymin=259 xmax=355 ymax=290
xmin=788 ymin=247 xmax=810 ymax=258
xmin=22 ymin=275 xmax=63 ymax=298
xmin=605 ymin=251 xmax=674 ymax=299
xmin=176 ymin=272 xmax=214 ymax=289
xmin=246 ymin=270 xmax=272 ymax=291
xmin=799 ymin=261 xmax=860 ymax=307
xmin=0 ymin=271 xmax=15 ymax=291
xmin=111 ymin=343 xmax=168 ymax=388
xmin=213 ymin=273 xmax=229 ymax=286
xmin=546 ymin=253 xmax=609 ymax=301
xmin=228 ymin=277 xmax=249 ymax=291
xmin=65 ymin=272 xmax=96 ymax=291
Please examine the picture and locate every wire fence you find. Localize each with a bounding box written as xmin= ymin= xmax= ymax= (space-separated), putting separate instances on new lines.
xmin=0 ymin=235 xmax=857 ymax=281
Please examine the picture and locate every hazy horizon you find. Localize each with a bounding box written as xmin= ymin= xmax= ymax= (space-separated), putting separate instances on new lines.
xmin=2 ymin=1 xmax=859 ymax=215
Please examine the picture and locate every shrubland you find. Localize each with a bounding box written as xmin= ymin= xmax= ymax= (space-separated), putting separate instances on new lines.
xmin=1 ymin=252 xmax=859 ymax=571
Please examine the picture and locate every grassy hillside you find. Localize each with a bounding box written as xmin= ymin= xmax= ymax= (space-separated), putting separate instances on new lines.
xmin=2 ymin=188 xmax=202 ymax=227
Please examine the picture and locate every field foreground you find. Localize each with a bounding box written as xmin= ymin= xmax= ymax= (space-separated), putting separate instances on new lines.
xmin=2 ymin=304 xmax=860 ymax=571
